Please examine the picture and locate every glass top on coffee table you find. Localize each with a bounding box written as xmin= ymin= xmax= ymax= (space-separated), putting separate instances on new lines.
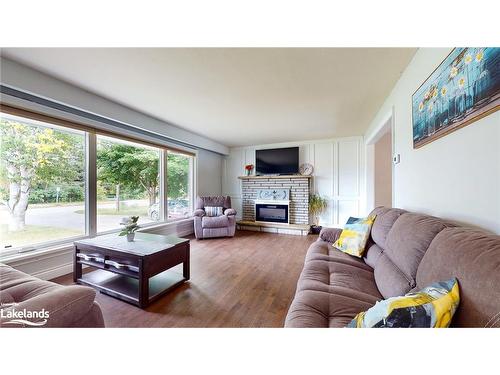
xmin=75 ymin=232 xmax=189 ymax=256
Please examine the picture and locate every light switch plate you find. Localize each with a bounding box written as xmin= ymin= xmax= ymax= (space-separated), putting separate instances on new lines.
xmin=393 ymin=153 xmax=400 ymax=164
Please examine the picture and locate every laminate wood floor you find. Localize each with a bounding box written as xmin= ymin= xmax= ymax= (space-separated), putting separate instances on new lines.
xmin=53 ymin=230 xmax=317 ymax=327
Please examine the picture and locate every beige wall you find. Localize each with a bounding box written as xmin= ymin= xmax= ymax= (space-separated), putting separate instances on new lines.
xmin=374 ymin=131 xmax=392 ymax=207
xmin=365 ymin=48 xmax=500 ymax=234
xmin=197 ymin=149 xmax=223 ymax=196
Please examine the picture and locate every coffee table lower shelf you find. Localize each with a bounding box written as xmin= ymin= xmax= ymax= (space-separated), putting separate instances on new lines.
xmin=78 ymin=269 xmax=186 ymax=307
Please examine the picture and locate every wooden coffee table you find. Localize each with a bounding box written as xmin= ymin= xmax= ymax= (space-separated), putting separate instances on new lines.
xmin=74 ymin=233 xmax=190 ymax=308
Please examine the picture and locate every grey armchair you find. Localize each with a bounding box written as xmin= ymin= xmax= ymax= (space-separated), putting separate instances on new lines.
xmin=193 ymin=196 xmax=237 ymax=239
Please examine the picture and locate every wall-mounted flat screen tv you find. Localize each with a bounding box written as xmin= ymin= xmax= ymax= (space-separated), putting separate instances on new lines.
xmin=255 ymin=147 xmax=299 ymax=175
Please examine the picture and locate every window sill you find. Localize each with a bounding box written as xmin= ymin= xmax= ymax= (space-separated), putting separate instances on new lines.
xmin=0 ymin=217 xmax=194 ymax=265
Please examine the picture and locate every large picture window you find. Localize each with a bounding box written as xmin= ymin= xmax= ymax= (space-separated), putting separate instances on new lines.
xmin=0 ymin=113 xmax=86 ymax=250
xmin=167 ymin=151 xmax=193 ymax=220
xmin=97 ymin=135 xmax=161 ymax=232
xmin=0 ymin=109 xmax=195 ymax=255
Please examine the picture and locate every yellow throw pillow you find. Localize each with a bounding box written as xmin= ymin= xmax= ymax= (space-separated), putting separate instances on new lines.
xmin=348 ymin=278 xmax=460 ymax=328
xmin=333 ymin=215 xmax=376 ymax=257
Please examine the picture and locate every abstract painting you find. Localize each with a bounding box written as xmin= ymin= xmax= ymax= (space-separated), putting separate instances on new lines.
xmin=412 ymin=47 xmax=500 ymax=148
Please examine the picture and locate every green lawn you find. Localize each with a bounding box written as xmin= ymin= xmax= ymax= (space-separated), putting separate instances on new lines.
xmin=1 ymin=224 xmax=82 ymax=249
xmin=74 ymin=206 xmax=148 ymax=216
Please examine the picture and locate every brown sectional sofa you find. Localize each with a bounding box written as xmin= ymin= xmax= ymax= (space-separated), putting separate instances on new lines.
xmin=0 ymin=263 xmax=104 ymax=328
xmin=285 ymin=206 xmax=500 ymax=328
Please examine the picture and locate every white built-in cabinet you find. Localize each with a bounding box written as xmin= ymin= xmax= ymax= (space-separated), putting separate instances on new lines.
xmin=222 ymin=137 xmax=364 ymax=227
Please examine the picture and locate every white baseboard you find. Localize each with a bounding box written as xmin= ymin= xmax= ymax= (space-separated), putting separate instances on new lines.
xmin=32 ymin=261 xmax=74 ymax=281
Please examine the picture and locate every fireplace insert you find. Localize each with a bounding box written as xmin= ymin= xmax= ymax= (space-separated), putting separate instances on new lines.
xmin=255 ymin=202 xmax=289 ymax=224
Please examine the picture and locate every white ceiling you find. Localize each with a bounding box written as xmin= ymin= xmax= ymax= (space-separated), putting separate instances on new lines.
xmin=2 ymin=48 xmax=416 ymax=147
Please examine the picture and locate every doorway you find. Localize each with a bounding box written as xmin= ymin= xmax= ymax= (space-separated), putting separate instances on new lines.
xmin=365 ymin=111 xmax=394 ymax=212
xmin=373 ymin=129 xmax=392 ymax=207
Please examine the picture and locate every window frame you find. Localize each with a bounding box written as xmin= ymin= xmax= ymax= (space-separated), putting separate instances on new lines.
xmin=165 ymin=150 xmax=195 ymax=222
xmin=94 ymin=133 xmax=164 ymax=234
xmin=0 ymin=105 xmax=196 ymax=257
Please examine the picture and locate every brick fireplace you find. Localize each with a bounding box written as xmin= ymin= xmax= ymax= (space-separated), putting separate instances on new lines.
xmin=237 ymin=175 xmax=311 ymax=235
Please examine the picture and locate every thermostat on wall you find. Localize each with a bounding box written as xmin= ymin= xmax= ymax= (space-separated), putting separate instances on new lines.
xmin=393 ymin=153 xmax=400 ymax=165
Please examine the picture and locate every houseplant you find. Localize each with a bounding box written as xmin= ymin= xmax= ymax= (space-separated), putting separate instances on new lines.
xmin=309 ymin=194 xmax=328 ymax=234
xmin=119 ymin=216 xmax=140 ymax=241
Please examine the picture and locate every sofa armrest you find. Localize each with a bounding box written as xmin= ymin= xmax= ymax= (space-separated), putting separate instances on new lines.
xmin=193 ymin=209 xmax=205 ymax=217
xmin=319 ymin=227 xmax=343 ymax=244
xmin=1 ymin=285 xmax=98 ymax=328
xmin=224 ymin=208 xmax=237 ymax=216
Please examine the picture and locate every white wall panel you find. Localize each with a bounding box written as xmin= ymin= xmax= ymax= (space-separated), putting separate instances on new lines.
xmin=318 ymin=199 xmax=334 ymax=227
xmin=338 ymin=200 xmax=360 ymax=227
xmin=338 ymin=140 xmax=360 ymax=197
xmin=244 ymin=147 xmax=256 ymax=166
xmin=298 ymin=144 xmax=313 ymax=166
xmin=313 ymin=142 xmax=334 ymax=197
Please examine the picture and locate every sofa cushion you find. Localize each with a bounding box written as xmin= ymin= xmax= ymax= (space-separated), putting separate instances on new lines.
xmin=381 ymin=212 xmax=450 ymax=288
xmin=369 ymin=206 xmax=406 ymax=249
xmin=363 ymin=243 xmax=383 ymax=269
xmin=202 ymin=215 xmax=229 ymax=228
xmin=374 ymin=253 xmax=414 ymax=298
xmin=0 ymin=264 xmax=61 ymax=302
xmin=305 ymin=240 xmax=371 ymax=270
xmin=285 ymin=288 xmax=381 ymax=328
xmin=416 ymin=227 xmax=500 ymax=327
xmin=285 ymin=237 xmax=383 ymax=328
xmin=348 ymin=278 xmax=460 ymax=328
xmin=296 ymin=259 xmax=382 ymax=299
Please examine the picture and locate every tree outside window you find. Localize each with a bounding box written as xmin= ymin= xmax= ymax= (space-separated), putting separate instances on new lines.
xmin=0 ymin=114 xmax=85 ymax=249
xmin=96 ymin=136 xmax=160 ymax=232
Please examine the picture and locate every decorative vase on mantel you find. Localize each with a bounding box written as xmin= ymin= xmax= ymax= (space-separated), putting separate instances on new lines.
xmin=245 ymin=164 xmax=254 ymax=176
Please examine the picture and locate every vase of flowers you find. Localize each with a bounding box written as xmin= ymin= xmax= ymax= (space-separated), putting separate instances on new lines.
xmin=245 ymin=164 xmax=254 ymax=176
xmin=119 ymin=216 xmax=140 ymax=242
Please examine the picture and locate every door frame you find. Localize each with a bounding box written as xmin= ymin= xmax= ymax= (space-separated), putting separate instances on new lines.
xmin=364 ymin=107 xmax=395 ymax=213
